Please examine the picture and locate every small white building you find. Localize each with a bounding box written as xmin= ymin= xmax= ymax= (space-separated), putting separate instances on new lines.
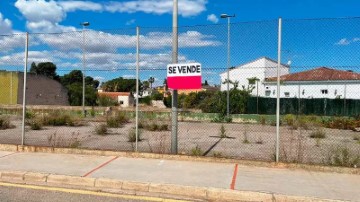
xmin=264 ymin=67 xmax=360 ymax=99
xmin=98 ymin=91 xmax=134 ymax=107
xmin=219 ymin=57 xmax=290 ymax=96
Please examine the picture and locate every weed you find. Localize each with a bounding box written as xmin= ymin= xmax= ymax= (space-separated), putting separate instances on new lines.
xmin=315 ymin=138 xmax=321 ymax=147
xmin=220 ymin=124 xmax=227 ymax=138
xmin=95 ymin=124 xmax=108 ymax=135
xmin=309 ymin=128 xmax=326 ymax=139
xmin=128 ymin=128 xmax=141 ymax=142
xmin=284 ymin=114 xmax=295 ymax=126
xmin=243 ymin=124 xmax=250 ymax=144
xmin=0 ymin=116 xmax=15 ymax=130
xmin=29 ymin=119 xmax=43 ymax=130
xmin=213 ymin=151 xmax=223 ymax=158
xmin=191 ymin=145 xmax=203 ymax=156
xmin=25 ymin=111 xmax=35 ymax=119
xmin=326 ymin=147 xmax=359 ymax=168
xmin=106 ymin=112 xmax=129 ymax=128
xmin=255 ymin=136 xmax=263 ymax=144
xmin=69 ymin=140 xmax=81 ymax=148
xmin=159 ymin=124 xmax=168 ymax=131
xmin=259 ymin=115 xmax=267 ymax=125
xmin=224 ymin=116 xmax=232 ymax=123
xmin=42 ymin=113 xmax=75 ymax=126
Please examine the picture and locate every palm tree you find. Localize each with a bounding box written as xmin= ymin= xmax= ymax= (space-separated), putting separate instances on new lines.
xmin=148 ymin=77 xmax=155 ymax=90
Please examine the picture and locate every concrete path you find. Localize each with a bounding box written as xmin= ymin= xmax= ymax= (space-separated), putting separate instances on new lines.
xmin=0 ymin=152 xmax=359 ymax=201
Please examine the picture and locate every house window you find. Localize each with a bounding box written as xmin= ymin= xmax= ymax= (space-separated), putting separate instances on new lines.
xmin=321 ymin=89 xmax=328 ymax=95
xmin=334 ymin=89 xmax=337 ymax=96
xmin=119 ymin=101 xmax=124 ymax=105
xmin=273 ymin=90 xmax=275 ymax=95
xmin=284 ymin=92 xmax=290 ymax=97
xmin=265 ymin=90 xmax=271 ymax=96
xmin=302 ymin=89 xmax=305 ymax=95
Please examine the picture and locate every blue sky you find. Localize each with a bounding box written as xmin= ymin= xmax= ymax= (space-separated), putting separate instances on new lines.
xmin=1 ymin=0 xmax=360 ymax=86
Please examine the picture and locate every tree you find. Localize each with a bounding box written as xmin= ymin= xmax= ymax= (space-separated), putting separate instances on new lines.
xmin=30 ymin=62 xmax=59 ymax=81
xmin=148 ymin=77 xmax=155 ymax=89
xmin=101 ymin=77 xmax=140 ymax=92
xmin=60 ymin=70 xmax=99 ymax=106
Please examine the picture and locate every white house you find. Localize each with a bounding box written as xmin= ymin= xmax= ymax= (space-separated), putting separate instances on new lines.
xmin=219 ymin=57 xmax=290 ymax=96
xmin=98 ymin=91 xmax=134 ymax=107
xmin=264 ymin=67 xmax=360 ymax=99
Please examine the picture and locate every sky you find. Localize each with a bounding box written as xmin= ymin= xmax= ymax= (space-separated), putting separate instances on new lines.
xmin=1 ymin=0 xmax=360 ymax=86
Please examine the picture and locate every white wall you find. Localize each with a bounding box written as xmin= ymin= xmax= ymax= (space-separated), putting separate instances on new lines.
xmin=219 ymin=58 xmax=289 ymax=97
xmin=263 ymin=82 xmax=360 ymax=99
xmin=118 ymin=95 xmax=134 ymax=107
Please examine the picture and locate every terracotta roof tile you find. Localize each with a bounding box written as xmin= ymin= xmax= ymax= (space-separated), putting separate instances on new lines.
xmin=266 ymin=67 xmax=360 ymax=82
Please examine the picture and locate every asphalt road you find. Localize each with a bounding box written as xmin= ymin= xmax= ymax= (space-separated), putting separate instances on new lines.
xmin=0 ymin=183 xmax=189 ymax=202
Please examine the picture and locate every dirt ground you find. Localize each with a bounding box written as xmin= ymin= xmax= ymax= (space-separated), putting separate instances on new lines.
xmin=1 ymin=114 xmax=359 ymax=166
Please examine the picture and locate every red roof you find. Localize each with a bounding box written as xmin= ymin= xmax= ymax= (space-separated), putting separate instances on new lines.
xmin=98 ymin=92 xmax=131 ymax=99
xmin=266 ymin=67 xmax=360 ymax=82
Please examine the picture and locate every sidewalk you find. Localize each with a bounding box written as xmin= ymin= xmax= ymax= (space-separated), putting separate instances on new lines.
xmin=0 ymin=150 xmax=359 ymax=201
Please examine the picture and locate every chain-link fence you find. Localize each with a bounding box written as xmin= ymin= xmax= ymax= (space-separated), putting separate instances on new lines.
xmin=0 ymin=17 xmax=359 ymax=167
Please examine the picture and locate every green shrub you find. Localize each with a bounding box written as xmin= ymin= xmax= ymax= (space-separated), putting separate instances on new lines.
xmin=95 ymin=124 xmax=108 ymax=135
xmin=42 ymin=113 xmax=75 ymax=126
xmin=159 ymin=124 xmax=168 ymax=131
xmin=323 ymin=117 xmax=358 ymax=130
xmin=139 ymin=96 xmax=151 ymax=105
xmin=309 ymin=128 xmax=326 ymax=139
xmin=25 ymin=111 xmax=35 ymax=119
xmin=140 ymin=121 xmax=169 ymax=131
xmin=97 ymin=95 xmax=118 ymax=106
xmin=128 ymin=128 xmax=142 ymax=142
xmin=283 ymin=114 xmax=295 ymax=126
xmin=326 ymin=147 xmax=359 ymax=167
xmin=0 ymin=116 xmax=14 ymax=130
xmin=259 ymin=115 xmax=267 ymax=125
xmin=29 ymin=119 xmax=43 ymax=130
xmin=191 ymin=145 xmax=203 ymax=156
xmin=106 ymin=112 xmax=129 ymax=128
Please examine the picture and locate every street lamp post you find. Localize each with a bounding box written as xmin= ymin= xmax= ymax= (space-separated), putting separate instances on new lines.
xmin=81 ymin=22 xmax=90 ymax=117
xmin=221 ymin=14 xmax=235 ymax=117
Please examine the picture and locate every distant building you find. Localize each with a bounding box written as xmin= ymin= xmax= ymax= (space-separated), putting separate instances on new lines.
xmin=265 ymin=67 xmax=360 ymax=99
xmin=0 ymin=71 xmax=69 ymax=105
xmin=98 ymin=91 xmax=134 ymax=107
xmin=219 ymin=57 xmax=290 ymax=97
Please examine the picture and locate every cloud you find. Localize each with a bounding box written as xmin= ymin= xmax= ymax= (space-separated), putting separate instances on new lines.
xmin=104 ymin=0 xmax=207 ymax=17
xmin=14 ymin=0 xmax=208 ymax=33
xmin=58 ymin=1 xmax=103 ymax=12
xmin=206 ymin=14 xmax=218 ymax=23
xmin=335 ymin=37 xmax=360 ymax=46
xmin=0 ymin=13 xmax=13 ymax=34
xmin=126 ymin=19 xmax=136 ymax=26
xmin=0 ymin=34 xmax=26 ymax=53
xmin=15 ymin=0 xmax=65 ymax=24
xmin=37 ymin=30 xmax=220 ymax=52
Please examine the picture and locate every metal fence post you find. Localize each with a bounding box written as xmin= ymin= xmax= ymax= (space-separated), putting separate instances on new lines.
xmin=21 ymin=32 xmax=29 ymax=146
xmin=276 ymin=18 xmax=282 ymax=163
xmin=171 ymin=0 xmax=178 ymax=154
xmin=135 ymin=26 xmax=140 ymax=152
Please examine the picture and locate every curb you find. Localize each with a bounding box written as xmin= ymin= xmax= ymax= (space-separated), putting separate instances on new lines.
xmin=0 ymin=143 xmax=359 ymax=175
xmin=0 ymin=170 xmax=344 ymax=202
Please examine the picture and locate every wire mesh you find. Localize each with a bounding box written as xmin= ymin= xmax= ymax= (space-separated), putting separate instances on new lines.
xmin=0 ymin=17 xmax=359 ymax=167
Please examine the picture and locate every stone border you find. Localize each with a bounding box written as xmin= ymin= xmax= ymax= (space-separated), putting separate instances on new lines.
xmin=0 ymin=143 xmax=359 ymax=175
xmin=0 ymin=170 xmax=344 ymax=202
